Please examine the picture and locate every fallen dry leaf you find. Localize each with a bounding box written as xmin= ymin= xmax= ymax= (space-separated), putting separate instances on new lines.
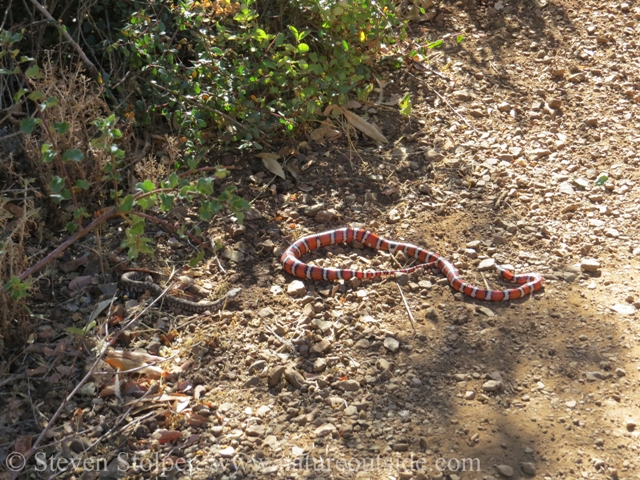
xmin=194 ymin=385 xmax=207 ymax=400
xmin=108 ymin=349 xmax=166 ymax=364
xmin=27 ymin=366 xmax=47 ymax=377
xmin=323 ymin=104 xmax=342 ymax=116
xmin=184 ymin=434 xmax=201 ymax=448
xmin=255 ymin=153 xmax=285 ymax=179
xmin=2 ymin=202 xmax=24 ymax=219
xmin=14 ymin=435 xmax=32 ymax=455
xmin=310 ymin=121 xmax=341 ymax=142
xmin=174 ymin=396 xmax=190 ymax=413
xmin=105 ymin=357 xmax=164 ymax=378
xmin=344 ymin=99 xmax=362 ymax=109
xmin=69 ymin=275 xmax=93 ymax=291
xmin=187 ymin=414 xmax=208 ymax=427
xmin=342 ymin=109 xmax=389 ymax=144
xmin=286 ymin=163 xmax=302 ymax=180
xmin=156 ymin=430 xmax=182 ymax=444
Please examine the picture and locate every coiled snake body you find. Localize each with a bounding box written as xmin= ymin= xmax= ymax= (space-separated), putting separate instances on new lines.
xmin=120 ymin=271 xmax=241 ymax=313
xmin=280 ymin=228 xmax=543 ymax=301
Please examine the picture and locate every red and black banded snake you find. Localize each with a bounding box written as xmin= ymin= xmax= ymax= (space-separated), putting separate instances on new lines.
xmin=280 ymin=228 xmax=543 ymax=301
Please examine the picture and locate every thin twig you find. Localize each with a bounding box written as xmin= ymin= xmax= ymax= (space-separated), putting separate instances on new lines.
xmin=412 ymin=61 xmax=455 ymax=82
xmin=10 ymin=284 xmax=172 ymax=480
xmin=480 ymin=271 xmax=491 ymax=290
xmin=396 ymin=284 xmax=417 ymax=334
xmin=135 ymin=211 xmax=212 ymax=253
xmin=406 ymin=71 xmax=480 ymax=134
xmin=264 ymin=324 xmax=295 ymax=354
xmin=28 ymin=0 xmax=100 ymax=79
xmin=18 ymin=206 xmax=119 ymax=281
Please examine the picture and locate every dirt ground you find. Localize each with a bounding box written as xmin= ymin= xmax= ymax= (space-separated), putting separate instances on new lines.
xmin=2 ymin=0 xmax=640 ymax=478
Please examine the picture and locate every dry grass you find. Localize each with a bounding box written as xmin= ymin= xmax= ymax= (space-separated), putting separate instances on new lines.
xmin=0 ymin=59 xmax=118 ymax=349
xmin=22 ymin=59 xmax=112 ymax=207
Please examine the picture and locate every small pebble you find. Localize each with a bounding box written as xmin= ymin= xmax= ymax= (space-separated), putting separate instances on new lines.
xmin=497 ymin=464 xmax=514 ymax=477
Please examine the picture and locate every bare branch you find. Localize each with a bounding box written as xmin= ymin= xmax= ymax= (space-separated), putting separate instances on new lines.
xmin=27 ymin=0 xmax=100 ymax=79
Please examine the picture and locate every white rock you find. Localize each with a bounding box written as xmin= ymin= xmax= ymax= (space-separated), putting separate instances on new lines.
xmin=219 ymin=446 xmax=235 ymax=458
xmin=287 ymin=280 xmax=306 ymax=297
xmin=478 ymin=258 xmax=496 ymax=271
xmin=497 ymin=464 xmax=514 ymax=477
xmin=384 ymin=337 xmax=400 ymax=352
xmin=482 ymin=380 xmax=503 ymax=392
xmin=580 ymin=259 xmax=601 ymax=272
xmin=314 ymin=423 xmax=337 ymax=437
xmin=610 ymin=304 xmax=635 ymax=316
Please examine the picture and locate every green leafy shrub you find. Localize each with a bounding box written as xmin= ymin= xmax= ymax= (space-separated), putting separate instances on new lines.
xmin=107 ymin=0 xmax=405 ymax=147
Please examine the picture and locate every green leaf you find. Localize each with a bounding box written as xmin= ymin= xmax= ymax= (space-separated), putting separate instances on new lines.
xmin=3 ymin=276 xmax=28 ymax=301
xmin=298 ymin=43 xmax=309 ymax=54
xmin=20 ymin=118 xmax=38 ymax=134
xmin=105 ymin=114 xmax=117 ymax=128
xmin=214 ymin=166 xmax=230 ymax=179
xmin=75 ymin=179 xmax=89 ymax=190
xmin=427 ymin=39 xmax=443 ymax=49
xmin=73 ymin=207 xmax=88 ymax=220
xmin=196 ymin=177 xmax=214 ymax=195
xmin=41 ymin=143 xmax=56 ymax=163
xmin=28 ymin=90 xmax=44 ymax=101
xmin=456 ymin=34 xmax=465 ymax=43
xmin=62 ymin=149 xmax=84 ymax=162
xmin=112 ymin=128 xmax=123 ymax=139
xmin=25 ymin=64 xmax=42 ymax=79
xmin=66 ymin=327 xmax=86 ymax=336
xmin=399 ymin=93 xmax=412 ymax=116
xmin=128 ymin=216 xmax=145 ymax=235
xmin=50 ymin=176 xmax=65 ymax=194
xmin=53 ymin=121 xmax=70 ymax=134
xmin=9 ymin=32 xmax=23 ymax=44
xmin=66 ymin=221 xmax=78 ymax=233
xmin=199 ymin=199 xmax=221 ymax=220
xmin=188 ymin=249 xmax=206 ymax=268
xmin=45 ymin=97 xmax=59 ymax=108
xmin=137 ymin=196 xmax=156 ymax=210
xmin=254 ymin=28 xmax=269 ymax=41
xmin=13 ymin=88 xmax=28 ymax=101
xmin=167 ymin=172 xmax=180 ymax=188
xmin=159 ymin=193 xmax=175 ymax=211
xmin=119 ymin=194 xmax=135 ymax=212
xmin=594 ymin=174 xmax=609 ymax=186
xmin=137 ymin=179 xmax=155 ymax=192
xmin=66 ymin=320 xmax=95 ymax=336
xmin=90 ymin=134 xmax=106 ymax=149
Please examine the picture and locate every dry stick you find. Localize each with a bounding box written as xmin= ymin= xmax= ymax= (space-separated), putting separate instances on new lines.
xmin=10 ymin=284 xmax=173 ymax=480
xmin=134 ymin=211 xmax=213 ymax=253
xmin=396 ymin=284 xmax=417 ymax=334
xmin=406 ymin=72 xmax=480 ymax=134
xmin=17 ymin=167 xmax=224 ymax=282
xmin=18 ymin=206 xmax=119 ymax=281
xmin=28 ymin=0 xmax=99 ymax=79
xmin=480 ymin=272 xmax=491 ymax=290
